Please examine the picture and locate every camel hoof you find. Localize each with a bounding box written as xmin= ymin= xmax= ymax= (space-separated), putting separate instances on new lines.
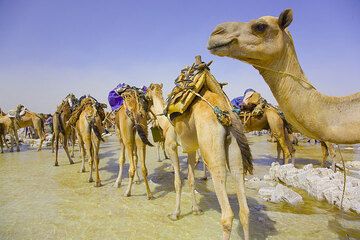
xmin=167 ymin=213 xmax=180 ymax=221
xmin=192 ymin=207 xmax=203 ymax=215
xmin=79 ymin=169 xmax=86 ymax=173
xmin=54 ymin=163 xmax=59 ymax=167
xmin=69 ymin=161 xmax=74 ymax=165
xmin=16 ymin=148 xmax=20 ymax=152
xmin=124 ymin=191 xmax=131 ymax=197
xmin=94 ymin=182 xmax=102 ymax=187
xmin=135 ymin=180 xmax=141 ymax=185
xmin=200 ymin=176 xmax=208 ymax=181
xmin=10 ymin=149 xmax=13 ymax=152
xmin=147 ymin=195 xmax=154 ymax=200
xmin=88 ymin=178 xmax=94 ymax=183
xmin=113 ymin=182 xmax=121 ymax=188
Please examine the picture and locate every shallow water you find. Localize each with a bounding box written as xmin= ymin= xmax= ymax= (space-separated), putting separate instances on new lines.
xmin=0 ymin=134 xmax=359 ymax=240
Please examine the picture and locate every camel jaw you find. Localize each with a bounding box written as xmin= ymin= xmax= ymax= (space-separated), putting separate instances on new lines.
xmin=207 ymin=40 xmax=232 ymax=57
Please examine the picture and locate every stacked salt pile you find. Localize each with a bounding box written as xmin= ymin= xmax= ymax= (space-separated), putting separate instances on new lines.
xmin=266 ymin=162 xmax=360 ymax=213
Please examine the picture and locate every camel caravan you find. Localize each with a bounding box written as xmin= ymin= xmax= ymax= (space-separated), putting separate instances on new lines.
xmin=1 ymin=9 xmax=360 ymax=240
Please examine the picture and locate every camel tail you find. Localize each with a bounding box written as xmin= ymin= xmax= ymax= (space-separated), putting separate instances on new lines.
xmin=228 ymin=111 xmax=253 ymax=175
xmin=134 ymin=124 xmax=153 ymax=147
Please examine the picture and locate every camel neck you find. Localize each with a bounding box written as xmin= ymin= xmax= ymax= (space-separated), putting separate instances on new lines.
xmin=151 ymin=95 xmax=170 ymax=130
xmin=254 ymin=43 xmax=324 ymax=139
xmin=253 ymin=41 xmax=360 ymax=143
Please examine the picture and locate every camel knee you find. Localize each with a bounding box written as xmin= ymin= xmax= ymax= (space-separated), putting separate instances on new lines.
xmin=141 ymin=166 xmax=148 ymax=177
xmin=129 ymin=167 xmax=136 ymax=178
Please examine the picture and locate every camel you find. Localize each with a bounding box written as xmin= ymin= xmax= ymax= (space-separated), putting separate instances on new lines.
xmin=146 ymin=83 xmax=186 ymax=213
xmin=208 ymin=9 xmax=360 ymax=146
xmin=148 ymin=111 xmax=169 ymax=162
xmin=113 ymin=87 xmax=153 ymax=199
xmin=161 ymin=56 xmax=252 ymax=240
xmin=236 ymin=92 xmax=295 ymax=163
xmin=0 ymin=109 xmax=20 ymax=152
xmin=53 ymin=94 xmax=78 ymax=166
xmin=15 ymin=105 xmax=45 ymax=151
xmin=75 ymin=97 xmax=105 ymax=187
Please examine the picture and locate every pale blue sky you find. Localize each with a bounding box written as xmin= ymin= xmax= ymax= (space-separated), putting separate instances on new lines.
xmin=0 ymin=0 xmax=359 ymax=113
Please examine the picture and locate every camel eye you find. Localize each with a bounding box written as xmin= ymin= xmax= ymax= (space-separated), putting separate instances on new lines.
xmin=253 ymin=23 xmax=268 ymax=33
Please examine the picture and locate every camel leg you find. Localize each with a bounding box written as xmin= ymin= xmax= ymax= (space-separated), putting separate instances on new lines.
xmin=9 ymin=134 xmax=14 ymax=152
xmin=328 ymin=143 xmax=337 ymax=172
xmin=228 ymin=138 xmax=250 ymax=240
xmin=84 ymin=138 xmax=93 ymax=182
xmin=35 ymin=124 xmax=45 ymax=151
xmin=114 ymin=140 xmax=126 ymax=188
xmin=124 ymin=142 xmax=135 ymax=197
xmin=166 ymin=140 xmax=182 ymax=220
xmin=93 ymin=138 xmax=101 ymax=187
xmin=133 ymin=147 xmax=141 ymax=184
xmin=3 ymin=135 xmax=9 ymax=149
xmin=188 ymin=152 xmax=202 ymax=214
xmin=70 ymin=129 xmax=75 ymax=158
xmin=156 ymin=142 xmax=162 ymax=162
xmin=208 ymin=163 xmax=234 ymax=240
xmin=320 ymin=141 xmax=329 ymax=167
xmin=276 ymin=141 xmax=282 ymax=161
xmin=276 ymin=136 xmax=291 ymax=164
xmin=11 ymin=123 xmax=20 ymax=152
xmin=138 ymin=141 xmax=153 ymax=199
xmin=78 ymin=133 xmax=86 ymax=173
xmin=162 ymin=141 xmax=169 ymax=159
xmin=51 ymin=134 xmax=55 ymax=153
xmin=54 ymin=132 xmax=60 ymax=166
xmin=63 ymin=133 xmax=74 ymax=165
xmin=0 ymin=135 xmax=3 ymax=153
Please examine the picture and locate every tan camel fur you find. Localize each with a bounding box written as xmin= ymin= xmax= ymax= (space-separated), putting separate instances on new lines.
xmin=53 ymin=94 xmax=78 ymax=166
xmin=113 ymin=88 xmax=153 ymax=199
xmin=165 ymin=57 xmax=253 ymax=240
xmin=146 ymin=83 xmax=188 ymax=217
xmin=208 ymin=9 xmax=360 ymax=145
xmin=15 ymin=105 xmax=45 ymax=151
xmin=0 ymin=109 xmax=20 ymax=152
xmin=75 ymin=97 xmax=105 ymax=187
xmin=241 ymin=106 xmax=295 ymax=163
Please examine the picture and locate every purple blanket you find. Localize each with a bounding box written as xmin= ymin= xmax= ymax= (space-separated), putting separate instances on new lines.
xmin=108 ymin=84 xmax=148 ymax=111
xmin=108 ymin=83 xmax=126 ymax=111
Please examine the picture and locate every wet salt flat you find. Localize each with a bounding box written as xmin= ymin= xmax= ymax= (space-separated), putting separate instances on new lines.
xmin=0 ymin=134 xmax=359 ymax=240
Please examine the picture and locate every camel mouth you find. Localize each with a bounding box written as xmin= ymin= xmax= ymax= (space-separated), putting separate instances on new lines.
xmin=207 ymin=41 xmax=232 ymax=51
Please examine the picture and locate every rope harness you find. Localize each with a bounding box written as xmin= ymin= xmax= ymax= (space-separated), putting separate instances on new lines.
xmin=170 ymin=62 xmax=232 ymax=127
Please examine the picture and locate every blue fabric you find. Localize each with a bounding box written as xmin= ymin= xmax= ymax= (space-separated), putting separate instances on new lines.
xmin=108 ymin=83 xmax=126 ymax=111
xmin=244 ymin=88 xmax=255 ymax=95
xmin=231 ymin=96 xmax=244 ymax=109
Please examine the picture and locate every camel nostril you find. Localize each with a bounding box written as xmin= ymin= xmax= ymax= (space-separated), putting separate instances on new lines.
xmin=211 ymin=27 xmax=225 ymax=36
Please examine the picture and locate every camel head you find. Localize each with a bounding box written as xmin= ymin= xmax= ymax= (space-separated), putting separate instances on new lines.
xmin=121 ymin=89 xmax=147 ymax=123
xmin=146 ymin=83 xmax=164 ymax=102
xmin=208 ymin=9 xmax=293 ymax=65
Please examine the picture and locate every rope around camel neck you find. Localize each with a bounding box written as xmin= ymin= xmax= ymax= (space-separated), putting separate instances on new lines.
xmin=240 ymin=60 xmax=317 ymax=90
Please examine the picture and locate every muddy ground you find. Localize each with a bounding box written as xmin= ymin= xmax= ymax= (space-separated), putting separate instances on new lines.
xmin=0 ymin=134 xmax=359 ymax=240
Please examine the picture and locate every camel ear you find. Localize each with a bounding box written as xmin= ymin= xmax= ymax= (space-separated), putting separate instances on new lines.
xmin=278 ymin=9 xmax=293 ymax=30
xmin=160 ymin=83 xmax=163 ymax=89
